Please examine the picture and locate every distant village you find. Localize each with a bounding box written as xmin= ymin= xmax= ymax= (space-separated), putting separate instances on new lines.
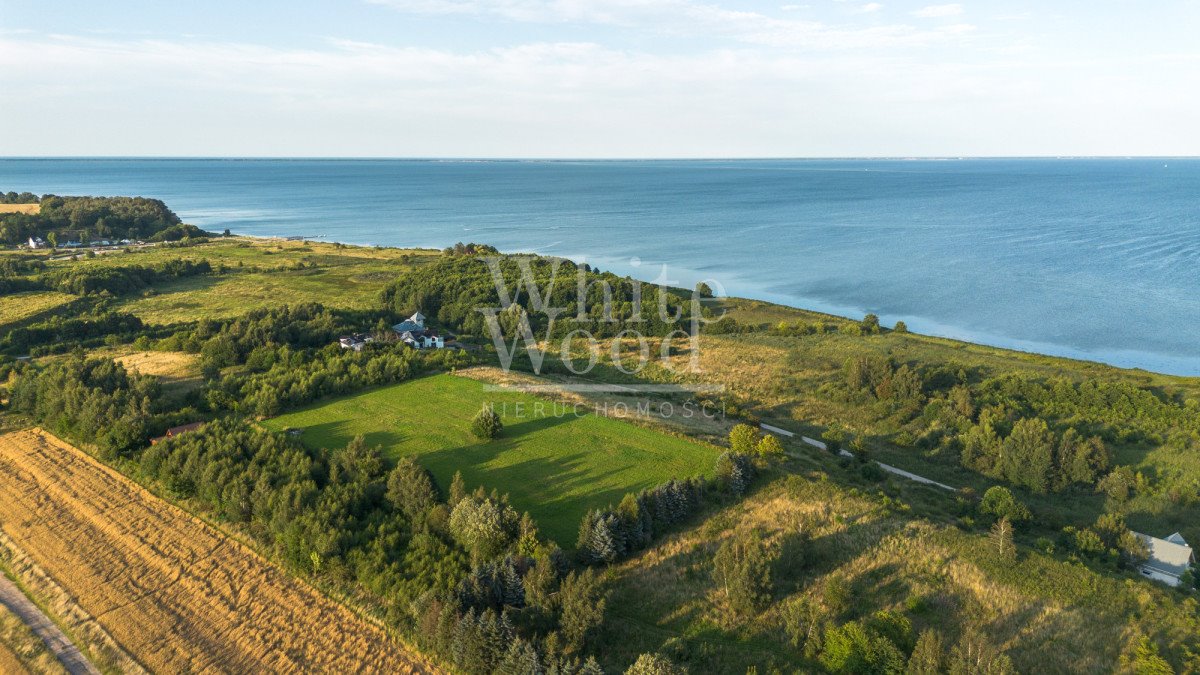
xmin=25 ymin=234 xmax=144 ymax=250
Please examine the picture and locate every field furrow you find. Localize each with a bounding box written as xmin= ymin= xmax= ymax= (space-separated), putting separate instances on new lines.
xmin=0 ymin=428 xmax=435 ymax=674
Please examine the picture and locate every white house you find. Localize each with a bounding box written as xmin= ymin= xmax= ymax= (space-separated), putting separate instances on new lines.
xmin=392 ymin=311 xmax=445 ymax=349
xmin=397 ymin=329 xmax=444 ymax=350
xmin=1133 ymin=531 xmax=1194 ymax=587
xmin=27 ymin=236 xmax=46 ymax=249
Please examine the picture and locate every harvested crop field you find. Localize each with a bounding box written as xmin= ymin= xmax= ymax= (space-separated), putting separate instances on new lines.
xmin=0 ymin=428 xmax=435 ymax=674
xmin=0 ymin=204 xmax=40 ymax=214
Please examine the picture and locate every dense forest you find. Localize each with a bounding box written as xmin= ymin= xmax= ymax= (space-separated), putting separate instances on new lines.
xmin=0 ymin=193 xmax=208 ymax=244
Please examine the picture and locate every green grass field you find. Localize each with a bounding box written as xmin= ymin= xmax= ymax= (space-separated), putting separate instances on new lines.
xmin=264 ymin=374 xmax=721 ymax=544
xmin=0 ymin=290 xmax=76 ymax=330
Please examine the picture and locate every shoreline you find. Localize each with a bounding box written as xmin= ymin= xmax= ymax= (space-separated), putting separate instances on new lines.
xmin=233 ymin=233 xmax=1199 ymax=380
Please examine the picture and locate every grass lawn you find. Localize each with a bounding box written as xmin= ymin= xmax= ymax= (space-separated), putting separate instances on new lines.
xmin=264 ymin=374 xmax=722 ymax=545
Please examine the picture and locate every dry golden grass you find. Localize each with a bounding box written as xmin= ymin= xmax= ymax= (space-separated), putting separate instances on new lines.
xmin=0 ymin=428 xmax=438 ymax=674
xmin=602 ymin=474 xmax=1197 ymax=673
xmin=0 ymin=204 xmax=40 ymax=215
xmin=109 ymin=350 xmax=202 ymax=393
xmin=110 ymin=350 xmax=198 ymax=378
xmin=0 ymin=641 xmax=29 ymax=675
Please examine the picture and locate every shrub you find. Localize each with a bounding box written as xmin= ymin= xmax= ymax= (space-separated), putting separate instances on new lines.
xmin=820 ymin=620 xmax=905 ymax=674
xmin=471 ymin=405 xmax=503 ymax=440
xmin=728 ymin=423 xmax=759 ymax=454
xmin=757 ymin=434 xmax=786 ymax=457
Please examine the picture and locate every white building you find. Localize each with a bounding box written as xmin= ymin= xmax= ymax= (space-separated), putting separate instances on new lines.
xmin=1133 ymin=531 xmax=1194 ymax=587
xmin=27 ymin=236 xmax=46 ymax=249
xmin=338 ymin=334 xmax=375 ymax=352
xmin=392 ymin=311 xmax=445 ymax=349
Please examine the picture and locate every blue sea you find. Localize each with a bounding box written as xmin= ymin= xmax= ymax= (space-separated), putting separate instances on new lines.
xmin=2 ymin=158 xmax=1198 ymax=375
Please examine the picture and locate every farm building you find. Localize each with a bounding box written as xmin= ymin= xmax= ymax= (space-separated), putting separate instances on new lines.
xmin=150 ymin=422 xmax=205 ymax=445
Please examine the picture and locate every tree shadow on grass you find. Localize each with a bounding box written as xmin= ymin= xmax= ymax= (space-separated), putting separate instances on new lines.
xmin=294 ymin=419 xmax=407 ymax=453
xmin=417 ymin=420 xmax=653 ymax=545
xmin=595 ymin=477 xmax=900 ymax=669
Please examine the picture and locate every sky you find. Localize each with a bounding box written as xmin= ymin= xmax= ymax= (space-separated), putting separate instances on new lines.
xmin=1 ymin=0 xmax=1198 ymax=157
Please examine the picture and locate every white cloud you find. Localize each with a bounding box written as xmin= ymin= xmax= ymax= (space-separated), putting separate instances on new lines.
xmin=913 ymin=4 xmax=963 ymax=18
xmin=1 ymin=16 xmax=1197 ymax=157
xmin=368 ymin=0 xmax=968 ymax=49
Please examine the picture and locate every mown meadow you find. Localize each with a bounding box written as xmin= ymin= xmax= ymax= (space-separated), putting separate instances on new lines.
xmin=265 ymin=373 xmax=722 ymax=544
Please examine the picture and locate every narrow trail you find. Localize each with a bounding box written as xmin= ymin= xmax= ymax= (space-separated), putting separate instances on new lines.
xmin=0 ymin=573 xmax=99 ymax=675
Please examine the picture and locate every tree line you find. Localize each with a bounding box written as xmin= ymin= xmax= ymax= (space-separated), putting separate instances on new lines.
xmin=379 ymin=255 xmax=710 ymax=343
xmin=0 ymin=194 xmax=208 ymax=245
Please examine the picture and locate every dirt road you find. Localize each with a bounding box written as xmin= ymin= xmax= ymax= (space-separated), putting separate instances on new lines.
xmin=0 ymin=574 xmax=96 ymax=674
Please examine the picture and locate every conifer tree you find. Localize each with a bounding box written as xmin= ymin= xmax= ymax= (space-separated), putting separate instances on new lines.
xmin=501 ymin=558 xmax=526 ymax=607
xmin=497 ymin=638 xmax=543 ymax=675
xmin=450 ymin=470 xmax=468 ymax=507
xmin=559 ymin=569 xmax=607 ymax=654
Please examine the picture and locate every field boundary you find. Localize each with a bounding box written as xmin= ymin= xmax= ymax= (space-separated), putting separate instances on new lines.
xmin=0 ymin=571 xmax=98 ymax=674
xmin=0 ymin=532 xmax=145 ymax=674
